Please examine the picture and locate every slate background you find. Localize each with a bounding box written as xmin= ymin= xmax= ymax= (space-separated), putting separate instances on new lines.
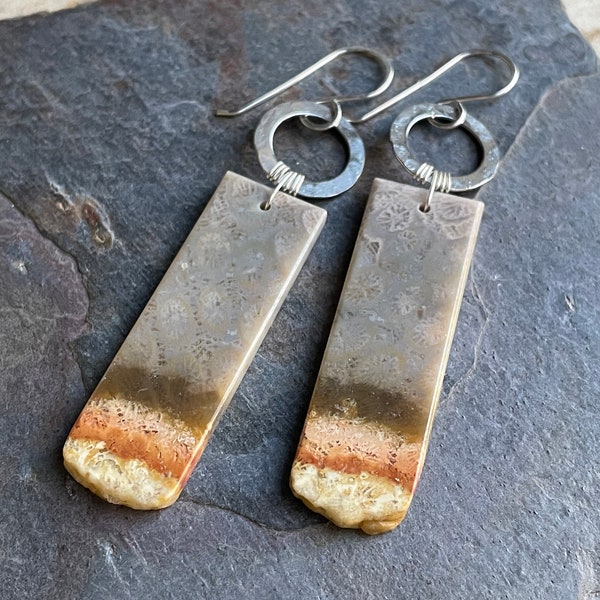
xmin=0 ymin=0 xmax=598 ymax=598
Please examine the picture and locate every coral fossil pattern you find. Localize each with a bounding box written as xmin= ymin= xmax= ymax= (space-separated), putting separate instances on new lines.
xmin=291 ymin=179 xmax=483 ymax=534
xmin=64 ymin=172 xmax=326 ymax=509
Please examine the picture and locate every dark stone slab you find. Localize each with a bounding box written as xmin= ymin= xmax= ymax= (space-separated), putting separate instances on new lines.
xmin=0 ymin=0 xmax=598 ymax=598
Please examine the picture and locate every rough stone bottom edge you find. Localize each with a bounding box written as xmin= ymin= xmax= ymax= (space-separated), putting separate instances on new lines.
xmin=63 ymin=437 xmax=181 ymax=510
xmin=290 ymin=461 xmax=413 ymax=534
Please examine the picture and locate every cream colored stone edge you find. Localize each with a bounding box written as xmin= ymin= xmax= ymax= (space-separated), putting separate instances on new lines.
xmin=290 ymin=462 xmax=413 ymax=535
xmin=562 ymin=0 xmax=600 ymax=55
xmin=0 ymin=0 xmax=95 ymax=20
xmin=63 ymin=438 xmax=181 ymax=510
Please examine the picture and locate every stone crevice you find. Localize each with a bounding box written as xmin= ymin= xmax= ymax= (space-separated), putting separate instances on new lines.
xmin=176 ymin=496 xmax=328 ymax=535
xmin=0 ymin=185 xmax=92 ymax=310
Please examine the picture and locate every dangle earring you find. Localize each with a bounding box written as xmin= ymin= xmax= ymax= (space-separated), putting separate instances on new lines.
xmin=63 ymin=48 xmax=394 ymax=510
xmin=290 ymin=50 xmax=519 ymax=534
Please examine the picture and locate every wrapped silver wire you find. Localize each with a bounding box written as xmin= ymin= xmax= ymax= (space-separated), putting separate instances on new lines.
xmin=261 ymin=161 xmax=306 ymax=210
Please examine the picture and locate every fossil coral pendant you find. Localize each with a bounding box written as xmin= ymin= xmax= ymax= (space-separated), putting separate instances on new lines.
xmin=64 ymin=171 xmax=326 ymax=509
xmin=290 ymin=178 xmax=483 ymax=534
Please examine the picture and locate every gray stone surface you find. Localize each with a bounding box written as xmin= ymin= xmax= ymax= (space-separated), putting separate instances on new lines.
xmin=0 ymin=0 xmax=598 ymax=598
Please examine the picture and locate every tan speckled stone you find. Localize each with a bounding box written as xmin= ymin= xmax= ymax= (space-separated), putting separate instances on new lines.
xmin=291 ymin=178 xmax=483 ymax=533
xmin=64 ymin=171 xmax=326 ymax=509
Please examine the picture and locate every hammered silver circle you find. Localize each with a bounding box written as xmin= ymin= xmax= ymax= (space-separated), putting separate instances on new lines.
xmin=390 ymin=102 xmax=500 ymax=192
xmin=254 ymin=100 xmax=365 ymax=199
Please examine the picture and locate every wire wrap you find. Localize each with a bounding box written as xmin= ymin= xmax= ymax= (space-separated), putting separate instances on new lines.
xmin=261 ymin=161 xmax=307 ymax=210
xmin=414 ymin=163 xmax=452 ymax=213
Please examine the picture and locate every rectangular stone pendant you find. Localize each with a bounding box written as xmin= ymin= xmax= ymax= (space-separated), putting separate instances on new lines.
xmin=290 ymin=178 xmax=483 ymax=534
xmin=64 ymin=171 xmax=326 ymax=509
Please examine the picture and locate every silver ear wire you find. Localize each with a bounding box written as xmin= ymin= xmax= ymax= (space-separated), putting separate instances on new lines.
xmin=215 ymin=46 xmax=394 ymax=125
xmin=355 ymin=49 xmax=520 ymax=126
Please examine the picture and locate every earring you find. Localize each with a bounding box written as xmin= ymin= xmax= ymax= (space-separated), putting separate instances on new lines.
xmin=62 ymin=48 xmax=393 ymax=510
xmin=290 ymin=50 xmax=519 ymax=534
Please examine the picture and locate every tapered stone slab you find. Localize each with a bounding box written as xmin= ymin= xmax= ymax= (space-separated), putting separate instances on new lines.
xmin=291 ymin=178 xmax=483 ymax=534
xmin=64 ymin=171 xmax=326 ymax=509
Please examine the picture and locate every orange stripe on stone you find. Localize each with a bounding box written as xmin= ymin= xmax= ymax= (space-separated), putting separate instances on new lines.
xmin=294 ymin=415 xmax=421 ymax=492
xmin=67 ymin=401 xmax=199 ymax=480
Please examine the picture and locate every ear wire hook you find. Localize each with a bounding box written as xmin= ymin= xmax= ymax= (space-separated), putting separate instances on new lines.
xmin=354 ymin=49 xmax=520 ymax=127
xmin=215 ymin=46 xmax=394 ymax=126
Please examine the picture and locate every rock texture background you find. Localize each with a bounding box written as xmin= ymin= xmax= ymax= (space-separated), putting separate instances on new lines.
xmin=0 ymin=1 xmax=598 ymax=598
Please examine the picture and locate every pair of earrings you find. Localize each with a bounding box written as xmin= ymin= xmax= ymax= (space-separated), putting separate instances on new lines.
xmin=62 ymin=48 xmax=519 ymax=534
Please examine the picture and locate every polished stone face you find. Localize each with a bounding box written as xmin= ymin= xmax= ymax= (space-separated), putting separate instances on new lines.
xmin=64 ymin=171 xmax=326 ymax=509
xmin=291 ymin=179 xmax=483 ymax=534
